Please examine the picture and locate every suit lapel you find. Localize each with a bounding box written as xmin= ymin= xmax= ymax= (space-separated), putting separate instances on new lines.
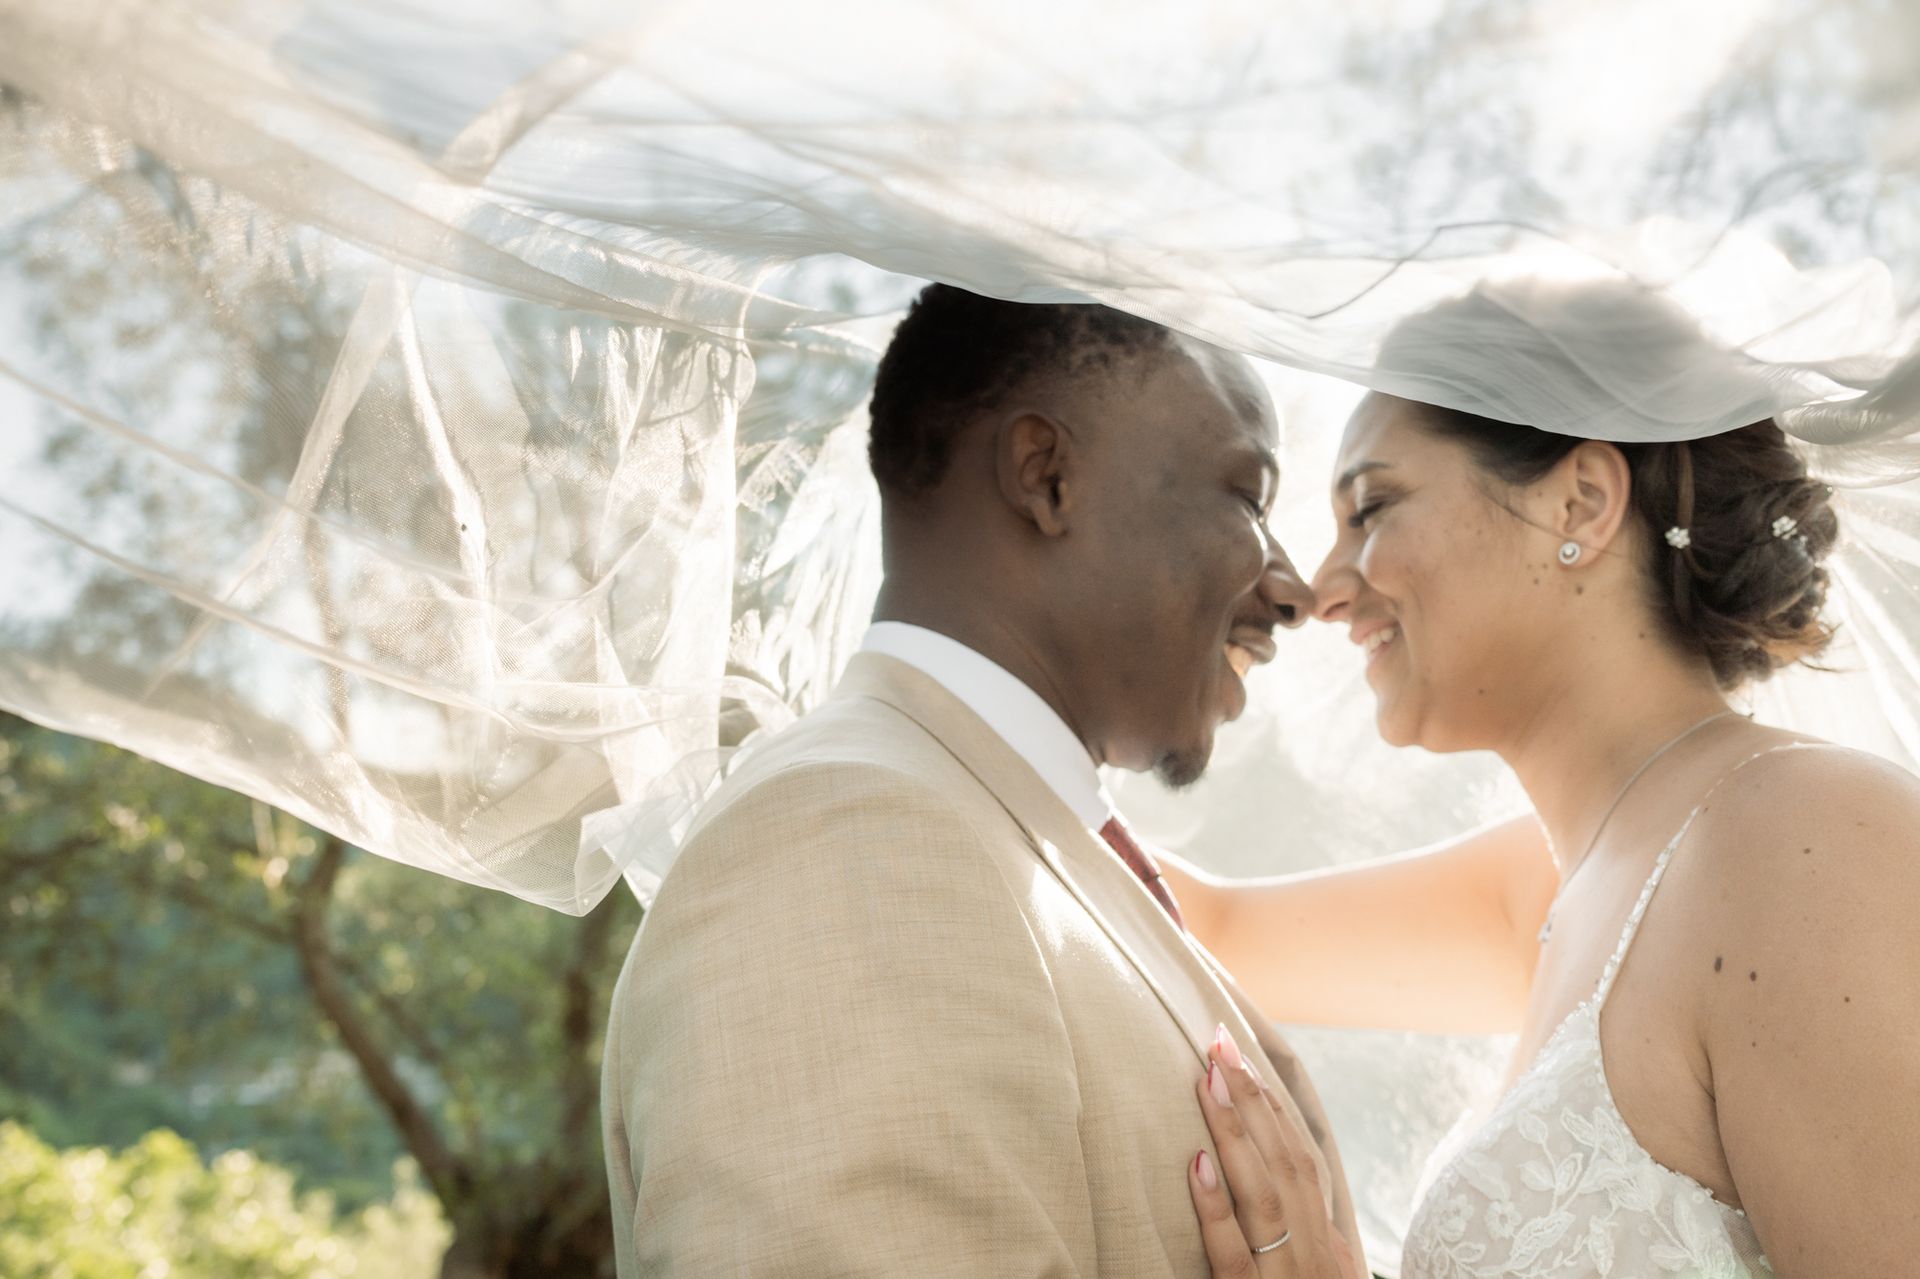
xmin=826 ymin=655 xmax=1369 ymax=1241
xmin=816 ymin=653 xmax=1361 ymax=1247
xmin=831 ymin=653 xmax=1222 ymax=1064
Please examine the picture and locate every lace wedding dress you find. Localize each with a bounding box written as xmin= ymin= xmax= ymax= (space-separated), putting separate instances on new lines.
xmin=1400 ymin=767 xmax=1784 ymax=1278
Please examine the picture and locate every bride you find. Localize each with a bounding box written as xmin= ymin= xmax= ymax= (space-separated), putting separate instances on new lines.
xmin=1167 ymin=295 xmax=1920 ymax=1276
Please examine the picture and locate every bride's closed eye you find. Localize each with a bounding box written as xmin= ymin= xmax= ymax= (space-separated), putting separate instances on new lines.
xmin=1346 ymin=498 xmax=1390 ymax=530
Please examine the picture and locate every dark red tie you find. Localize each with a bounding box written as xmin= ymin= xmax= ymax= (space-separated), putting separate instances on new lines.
xmin=1099 ymin=815 xmax=1185 ymax=930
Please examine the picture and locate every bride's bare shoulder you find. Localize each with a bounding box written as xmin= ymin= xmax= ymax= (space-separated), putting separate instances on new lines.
xmin=1700 ymin=736 xmax=1920 ymax=838
xmin=1686 ymin=735 xmax=1920 ymax=950
xmin=1678 ymin=750 xmax=1920 ymax=1258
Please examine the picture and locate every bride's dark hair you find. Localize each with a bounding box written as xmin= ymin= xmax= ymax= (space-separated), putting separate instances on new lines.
xmin=1375 ymin=283 xmax=1840 ymax=690
xmin=1408 ymin=409 xmax=1838 ymax=689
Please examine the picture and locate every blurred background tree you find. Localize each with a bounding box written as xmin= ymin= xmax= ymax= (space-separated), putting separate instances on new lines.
xmin=0 ymin=712 xmax=639 ymax=1277
xmin=0 ymin=80 xmax=883 ymax=1273
xmin=1 ymin=84 xmax=674 ymax=1276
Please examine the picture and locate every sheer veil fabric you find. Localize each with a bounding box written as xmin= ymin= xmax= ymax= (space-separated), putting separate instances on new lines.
xmin=2 ymin=0 xmax=1918 ymax=1263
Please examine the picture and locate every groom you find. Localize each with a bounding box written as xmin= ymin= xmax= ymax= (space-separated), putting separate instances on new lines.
xmin=602 ymin=285 xmax=1359 ymax=1274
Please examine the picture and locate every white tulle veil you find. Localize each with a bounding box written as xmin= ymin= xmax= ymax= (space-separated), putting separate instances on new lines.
xmin=3 ymin=0 xmax=1917 ymax=1262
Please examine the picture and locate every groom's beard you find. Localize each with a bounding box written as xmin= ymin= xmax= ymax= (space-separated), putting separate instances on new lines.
xmin=1154 ymin=748 xmax=1208 ymax=791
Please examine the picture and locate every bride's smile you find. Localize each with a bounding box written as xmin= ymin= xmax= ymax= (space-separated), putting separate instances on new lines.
xmin=1355 ymin=624 xmax=1397 ymax=665
xmin=1311 ymin=393 xmax=1554 ymax=754
xmin=1161 ymin=280 xmax=1916 ymax=1276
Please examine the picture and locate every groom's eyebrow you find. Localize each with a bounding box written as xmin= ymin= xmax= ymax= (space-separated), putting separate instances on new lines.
xmin=1230 ymin=444 xmax=1280 ymax=483
xmin=1335 ymin=460 xmax=1392 ymax=494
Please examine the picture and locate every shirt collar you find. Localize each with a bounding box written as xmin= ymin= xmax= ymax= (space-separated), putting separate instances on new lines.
xmin=859 ymin=622 xmax=1115 ymax=831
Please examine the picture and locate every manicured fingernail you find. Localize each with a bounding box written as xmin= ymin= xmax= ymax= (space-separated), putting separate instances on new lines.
xmin=1213 ymin=1023 xmax=1244 ymax=1071
xmin=1196 ymin=1150 xmax=1218 ymax=1189
xmin=1208 ymin=1062 xmax=1232 ymax=1107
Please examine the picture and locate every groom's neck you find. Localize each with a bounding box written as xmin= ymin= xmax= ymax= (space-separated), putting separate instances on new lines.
xmin=870 ymin=574 xmax=1097 ymax=757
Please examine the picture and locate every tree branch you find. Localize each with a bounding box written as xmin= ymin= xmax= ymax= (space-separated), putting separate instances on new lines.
xmin=538 ymin=895 xmax=627 ymax=1239
xmin=331 ymin=948 xmax=486 ymax=1154
xmin=291 ymin=833 xmax=468 ymax=1208
xmin=129 ymin=859 xmax=293 ymax=948
xmin=161 ymin=882 xmax=290 ymax=946
xmin=555 ymin=894 xmax=619 ymax=1163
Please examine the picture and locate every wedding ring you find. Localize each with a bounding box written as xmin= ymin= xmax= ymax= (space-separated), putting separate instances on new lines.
xmin=1251 ymin=1229 xmax=1292 ymax=1254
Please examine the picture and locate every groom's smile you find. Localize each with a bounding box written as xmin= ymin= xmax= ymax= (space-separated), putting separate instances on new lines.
xmin=1069 ymin=337 xmax=1312 ymax=787
xmin=1222 ymin=623 xmax=1280 ymax=719
xmin=1225 ymin=626 xmax=1279 ymax=680
xmin=856 ymin=292 xmax=1313 ymax=793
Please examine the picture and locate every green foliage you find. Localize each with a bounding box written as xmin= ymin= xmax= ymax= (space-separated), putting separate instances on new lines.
xmin=0 ymin=1121 xmax=447 ymax=1279
xmin=1 ymin=90 xmax=663 ymax=1277
xmin=0 ymin=721 xmax=396 ymax=1201
xmin=0 ymin=715 xmax=639 ymax=1275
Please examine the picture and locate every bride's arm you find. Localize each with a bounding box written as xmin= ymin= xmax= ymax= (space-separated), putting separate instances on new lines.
xmin=1693 ymin=748 xmax=1920 ymax=1270
xmin=1159 ymin=814 xmax=1555 ymax=1034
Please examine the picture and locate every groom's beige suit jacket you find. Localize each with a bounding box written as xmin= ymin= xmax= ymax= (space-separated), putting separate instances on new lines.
xmin=602 ymin=653 xmax=1359 ymax=1275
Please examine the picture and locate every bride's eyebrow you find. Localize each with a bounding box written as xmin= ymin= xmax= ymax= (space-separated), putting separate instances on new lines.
xmin=1334 ymin=459 xmax=1393 ymax=495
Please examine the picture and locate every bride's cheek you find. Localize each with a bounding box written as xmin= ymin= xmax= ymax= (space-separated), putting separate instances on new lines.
xmin=1357 ymin=531 xmax=1398 ymax=588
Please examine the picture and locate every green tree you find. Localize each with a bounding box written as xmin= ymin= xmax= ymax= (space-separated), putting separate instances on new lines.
xmin=0 ymin=715 xmax=639 ymax=1277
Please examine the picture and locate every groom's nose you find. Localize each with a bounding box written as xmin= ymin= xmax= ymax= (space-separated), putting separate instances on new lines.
xmin=1259 ymin=529 xmax=1315 ymax=629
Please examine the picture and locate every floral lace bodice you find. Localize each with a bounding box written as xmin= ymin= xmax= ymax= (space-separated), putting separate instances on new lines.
xmin=1401 ymin=792 xmax=1775 ymax=1278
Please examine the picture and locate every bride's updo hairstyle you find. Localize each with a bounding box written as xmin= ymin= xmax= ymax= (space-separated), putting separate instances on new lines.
xmin=1375 ymin=283 xmax=1841 ymax=691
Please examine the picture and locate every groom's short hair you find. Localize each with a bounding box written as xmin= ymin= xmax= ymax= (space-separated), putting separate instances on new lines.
xmin=868 ymin=284 xmax=1170 ymax=498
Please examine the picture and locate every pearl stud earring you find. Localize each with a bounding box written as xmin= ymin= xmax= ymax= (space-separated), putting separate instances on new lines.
xmin=1558 ymin=541 xmax=1583 ymax=566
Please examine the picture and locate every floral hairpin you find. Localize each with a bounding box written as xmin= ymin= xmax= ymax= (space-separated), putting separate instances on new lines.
xmin=1667 ymin=511 xmax=1812 ymax=557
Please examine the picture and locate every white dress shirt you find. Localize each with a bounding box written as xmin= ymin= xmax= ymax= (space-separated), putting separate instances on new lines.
xmin=860 ymin=622 xmax=1115 ymax=831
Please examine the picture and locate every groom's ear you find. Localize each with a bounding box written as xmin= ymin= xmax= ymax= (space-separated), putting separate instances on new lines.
xmin=1555 ymin=440 xmax=1633 ymax=553
xmin=995 ymin=410 xmax=1074 ymax=537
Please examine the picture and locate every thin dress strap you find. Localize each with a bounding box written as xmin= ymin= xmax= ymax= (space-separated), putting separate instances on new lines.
xmin=1593 ymin=742 xmax=1817 ymax=1007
